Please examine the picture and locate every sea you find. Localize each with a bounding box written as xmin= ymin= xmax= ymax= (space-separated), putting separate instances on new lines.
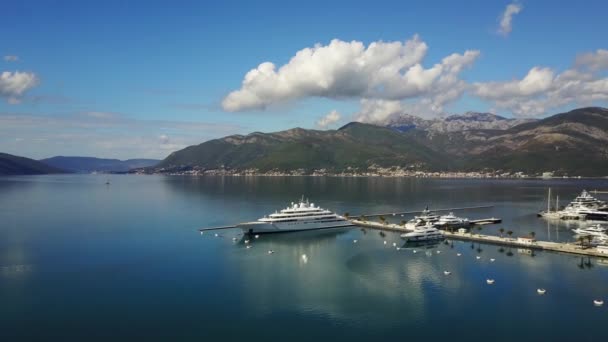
xmin=1 ymin=175 xmax=607 ymax=341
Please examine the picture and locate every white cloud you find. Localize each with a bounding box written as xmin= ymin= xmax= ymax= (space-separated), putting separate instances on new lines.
xmin=0 ymin=71 xmax=39 ymax=104
xmin=159 ymin=134 xmax=170 ymax=144
xmin=316 ymin=110 xmax=341 ymax=128
xmin=4 ymin=55 xmax=19 ymax=62
xmin=354 ymin=99 xmax=403 ymax=123
xmin=575 ymin=49 xmax=608 ymax=71
xmin=498 ymin=2 xmax=523 ymax=36
xmin=222 ymin=36 xmax=479 ymax=112
xmin=473 ymin=62 xmax=608 ymax=117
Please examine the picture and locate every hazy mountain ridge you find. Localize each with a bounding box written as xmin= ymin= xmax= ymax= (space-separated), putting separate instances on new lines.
xmin=0 ymin=153 xmax=66 ymax=175
xmin=386 ymin=111 xmax=536 ymax=133
xmin=41 ymin=156 xmax=160 ymax=173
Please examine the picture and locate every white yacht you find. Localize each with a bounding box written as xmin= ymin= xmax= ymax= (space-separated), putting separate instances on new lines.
xmin=539 ymin=190 xmax=608 ymax=221
xmin=405 ymin=208 xmax=440 ymax=230
xmin=566 ymin=190 xmax=608 ymax=211
xmin=400 ymin=223 xmax=445 ymax=242
xmin=237 ymin=198 xmax=353 ymax=234
xmin=572 ymin=224 xmax=608 ymax=237
xmin=435 ymin=212 xmax=469 ymax=228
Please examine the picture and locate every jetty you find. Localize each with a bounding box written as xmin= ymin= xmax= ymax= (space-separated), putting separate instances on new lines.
xmin=350 ymin=219 xmax=608 ymax=259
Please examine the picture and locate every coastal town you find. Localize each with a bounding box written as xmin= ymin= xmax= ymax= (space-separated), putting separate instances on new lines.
xmin=132 ymin=165 xmax=588 ymax=179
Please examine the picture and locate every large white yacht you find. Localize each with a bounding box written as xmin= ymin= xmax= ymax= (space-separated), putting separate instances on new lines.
xmin=400 ymin=223 xmax=445 ymax=242
xmin=237 ymin=198 xmax=353 ymax=234
xmin=435 ymin=212 xmax=469 ymax=228
xmin=405 ymin=208 xmax=440 ymax=230
xmin=539 ymin=190 xmax=608 ymax=221
xmin=566 ymin=190 xmax=608 ymax=211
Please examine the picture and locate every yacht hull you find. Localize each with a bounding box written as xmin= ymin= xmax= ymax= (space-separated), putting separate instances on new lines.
xmin=237 ymin=220 xmax=354 ymax=234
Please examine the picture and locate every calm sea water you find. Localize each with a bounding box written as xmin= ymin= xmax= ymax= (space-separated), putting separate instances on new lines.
xmin=1 ymin=175 xmax=607 ymax=341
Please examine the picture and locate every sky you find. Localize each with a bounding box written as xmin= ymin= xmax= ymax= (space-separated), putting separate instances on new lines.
xmin=1 ymin=0 xmax=608 ymax=159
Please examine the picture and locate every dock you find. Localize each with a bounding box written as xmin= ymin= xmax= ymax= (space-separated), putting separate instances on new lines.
xmin=349 ymin=219 xmax=608 ymax=259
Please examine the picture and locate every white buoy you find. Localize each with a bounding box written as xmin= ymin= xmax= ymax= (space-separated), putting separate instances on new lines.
xmin=457 ymin=253 xmax=462 ymax=257
xmin=594 ymin=299 xmax=604 ymax=306
xmin=486 ymin=279 xmax=495 ymax=285
xmin=444 ymin=271 xmax=451 ymax=275
xmin=476 ymin=256 xmax=481 ymax=260
xmin=490 ymin=258 xmax=496 ymax=262
xmin=353 ymin=239 xmax=358 ymax=243
xmin=267 ymin=250 xmax=274 ymax=254
xmin=255 ymin=235 xmax=260 ymax=239
xmin=537 ymin=288 xmax=546 ymax=295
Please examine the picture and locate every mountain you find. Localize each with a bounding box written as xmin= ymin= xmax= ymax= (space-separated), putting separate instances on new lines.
xmin=157 ymin=123 xmax=450 ymax=172
xmin=152 ymin=107 xmax=608 ymax=177
xmin=386 ymin=112 xmax=535 ymax=133
xmin=0 ymin=153 xmax=66 ymax=175
xmin=41 ymin=156 xmax=160 ymax=173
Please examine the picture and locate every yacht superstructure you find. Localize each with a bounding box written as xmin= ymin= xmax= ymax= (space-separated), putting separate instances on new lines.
xmin=405 ymin=208 xmax=440 ymax=230
xmin=237 ymin=198 xmax=353 ymax=234
xmin=435 ymin=212 xmax=469 ymax=228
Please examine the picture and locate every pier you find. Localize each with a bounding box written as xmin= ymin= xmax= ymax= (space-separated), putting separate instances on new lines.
xmin=349 ymin=219 xmax=608 ymax=259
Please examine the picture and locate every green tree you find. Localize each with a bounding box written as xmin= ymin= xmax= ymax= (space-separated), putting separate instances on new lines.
xmin=507 ymin=230 xmax=513 ymax=239
xmin=530 ymin=231 xmax=536 ymax=239
xmin=499 ymin=228 xmax=505 ymax=237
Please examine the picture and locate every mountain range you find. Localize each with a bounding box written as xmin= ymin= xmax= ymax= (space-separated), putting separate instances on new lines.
xmin=0 ymin=153 xmax=66 ymax=175
xmin=154 ymin=107 xmax=608 ymax=176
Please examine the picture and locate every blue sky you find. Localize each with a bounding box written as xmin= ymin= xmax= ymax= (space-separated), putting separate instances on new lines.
xmin=1 ymin=0 xmax=607 ymax=159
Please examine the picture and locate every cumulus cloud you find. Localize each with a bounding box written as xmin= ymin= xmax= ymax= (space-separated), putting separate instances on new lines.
xmin=0 ymin=71 xmax=39 ymax=104
xmin=222 ymin=36 xmax=479 ymax=113
xmin=498 ymin=2 xmax=523 ymax=36
xmin=316 ymin=110 xmax=341 ymax=128
xmin=4 ymin=55 xmax=19 ymax=62
xmin=473 ymin=61 xmax=608 ymax=117
xmin=575 ymin=49 xmax=608 ymax=71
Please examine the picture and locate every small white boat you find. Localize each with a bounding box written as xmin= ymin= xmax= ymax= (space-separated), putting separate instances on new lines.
xmin=353 ymin=239 xmax=358 ymax=243
xmin=246 ymin=245 xmax=252 ymax=249
xmin=490 ymin=258 xmax=496 ymax=262
xmin=413 ymin=250 xmax=417 ymax=254
xmin=244 ymin=239 xmax=250 ymax=244
xmin=444 ymin=271 xmax=451 ymax=275
xmin=301 ymin=254 xmax=308 ymax=263
xmin=457 ymin=253 xmax=462 ymax=256
xmin=255 ymin=234 xmax=260 ymax=239
xmin=537 ymin=288 xmax=546 ymax=295
xmin=486 ymin=279 xmax=495 ymax=285
xmin=476 ymin=256 xmax=481 ymax=260
xmin=436 ymin=250 xmax=441 ymax=254
xmin=214 ymin=233 xmax=219 ymax=237
xmin=267 ymin=250 xmax=274 ymax=254
xmin=392 ymin=242 xmax=397 ymax=247
xmin=594 ymin=299 xmax=604 ymax=306
xmin=396 ymin=247 xmax=401 ymax=251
